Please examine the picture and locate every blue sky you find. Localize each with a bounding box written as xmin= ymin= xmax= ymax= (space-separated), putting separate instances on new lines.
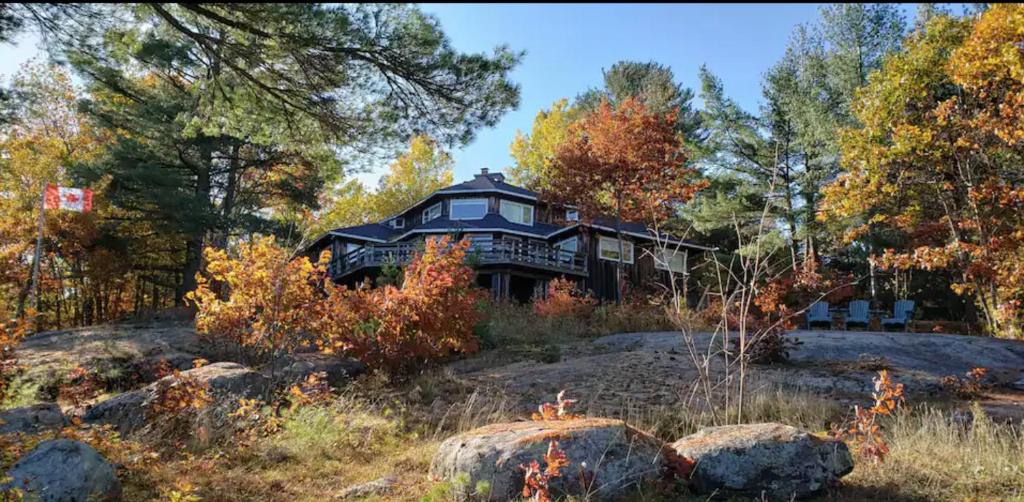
xmin=0 ymin=4 xmax=926 ymax=185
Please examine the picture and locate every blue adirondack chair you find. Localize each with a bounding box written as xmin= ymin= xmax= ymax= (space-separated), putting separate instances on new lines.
xmin=806 ymin=301 xmax=832 ymax=329
xmin=845 ymin=300 xmax=870 ymax=330
xmin=882 ymin=300 xmax=915 ymax=331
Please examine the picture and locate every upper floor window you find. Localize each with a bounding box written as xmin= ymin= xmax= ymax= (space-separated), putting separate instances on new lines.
xmin=422 ymin=202 xmax=442 ymax=223
xmin=598 ymin=236 xmax=634 ymax=264
xmin=565 ymin=209 xmax=579 ymax=222
xmin=555 ymin=236 xmax=578 ymax=253
xmin=389 ymin=217 xmax=404 ymax=229
xmin=500 ymin=200 xmax=534 ymax=226
xmin=466 ymin=234 xmax=493 ymax=251
xmin=450 ymin=198 xmax=488 ymax=220
xmin=655 ymin=249 xmax=687 ymax=273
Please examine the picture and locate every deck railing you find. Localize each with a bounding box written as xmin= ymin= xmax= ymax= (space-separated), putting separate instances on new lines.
xmin=329 ymin=239 xmax=587 ymax=279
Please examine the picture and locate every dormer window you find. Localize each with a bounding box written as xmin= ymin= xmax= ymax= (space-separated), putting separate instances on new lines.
xmin=565 ymin=209 xmax=579 ymax=222
xmin=450 ymin=198 xmax=488 ymax=220
xmin=500 ymin=200 xmax=534 ymax=226
xmin=422 ymin=202 xmax=442 ymax=223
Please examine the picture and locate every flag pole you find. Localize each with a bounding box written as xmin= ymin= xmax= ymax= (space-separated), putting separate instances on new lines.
xmin=29 ymin=185 xmax=46 ymax=320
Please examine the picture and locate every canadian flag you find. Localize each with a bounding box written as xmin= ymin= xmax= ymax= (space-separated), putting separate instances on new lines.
xmin=44 ymin=184 xmax=93 ymax=213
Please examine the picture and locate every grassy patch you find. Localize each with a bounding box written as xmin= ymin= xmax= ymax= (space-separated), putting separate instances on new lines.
xmin=841 ymin=404 xmax=1024 ymax=501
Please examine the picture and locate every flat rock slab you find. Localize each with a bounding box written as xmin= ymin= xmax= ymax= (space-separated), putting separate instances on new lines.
xmin=0 ymin=403 xmax=66 ymax=435
xmin=671 ymin=422 xmax=853 ymax=500
xmin=83 ymin=362 xmax=269 ymax=434
xmin=594 ymin=330 xmax=1024 ymax=378
xmin=4 ymin=439 xmax=121 ymax=501
xmin=431 ymin=418 xmax=666 ymax=500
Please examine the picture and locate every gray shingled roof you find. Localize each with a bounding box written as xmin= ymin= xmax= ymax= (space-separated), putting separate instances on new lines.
xmin=438 ymin=173 xmax=537 ymax=199
xmin=330 ymin=223 xmax=397 ymax=241
xmin=409 ymin=214 xmax=559 ymax=237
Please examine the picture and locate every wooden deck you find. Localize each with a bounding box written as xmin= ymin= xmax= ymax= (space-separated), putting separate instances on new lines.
xmin=328 ymin=239 xmax=587 ymax=280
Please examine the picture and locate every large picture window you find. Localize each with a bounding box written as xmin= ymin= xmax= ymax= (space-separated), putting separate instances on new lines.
xmin=422 ymin=202 xmax=442 ymax=223
xmin=655 ymin=249 xmax=687 ymax=273
xmin=450 ymin=198 xmax=488 ymax=220
xmin=555 ymin=236 xmax=578 ymax=253
xmin=598 ymin=236 xmax=634 ymax=264
xmin=499 ymin=200 xmax=534 ymax=225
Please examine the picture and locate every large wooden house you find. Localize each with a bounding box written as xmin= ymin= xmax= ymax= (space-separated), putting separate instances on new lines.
xmin=305 ymin=169 xmax=710 ymax=302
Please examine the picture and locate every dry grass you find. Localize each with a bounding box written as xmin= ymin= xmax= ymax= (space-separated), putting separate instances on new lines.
xmin=96 ymin=379 xmax=1024 ymax=502
xmin=839 ymin=404 xmax=1024 ymax=501
xmin=481 ymin=301 xmax=675 ymax=348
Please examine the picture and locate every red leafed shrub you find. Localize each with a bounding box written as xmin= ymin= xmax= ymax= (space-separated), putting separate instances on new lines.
xmin=941 ymin=367 xmax=990 ymax=399
xmin=316 ymin=236 xmax=485 ymax=373
xmin=832 ymin=370 xmax=906 ymax=463
xmin=191 ymin=235 xmax=484 ymax=375
xmin=531 ymin=390 xmax=581 ymax=421
xmin=520 ymin=440 xmax=571 ymax=502
xmin=146 ymin=370 xmax=213 ymax=419
xmin=533 ymin=277 xmax=596 ymax=318
xmin=57 ymin=366 xmax=102 ymax=408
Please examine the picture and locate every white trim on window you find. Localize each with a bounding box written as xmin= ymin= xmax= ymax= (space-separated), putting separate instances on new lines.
xmin=565 ymin=209 xmax=579 ymax=222
xmin=422 ymin=202 xmax=442 ymax=223
xmin=655 ymin=249 xmax=687 ymax=273
xmin=390 ymin=217 xmax=404 ymax=229
xmin=466 ymin=234 xmax=493 ymax=251
xmin=555 ymin=236 xmax=578 ymax=253
xmin=598 ymin=236 xmax=634 ymax=264
xmin=450 ymin=198 xmax=488 ymax=220
xmin=500 ymin=199 xmax=534 ymax=226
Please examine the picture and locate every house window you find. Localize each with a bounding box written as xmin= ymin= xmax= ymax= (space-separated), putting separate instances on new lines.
xmin=500 ymin=200 xmax=534 ymax=225
xmin=598 ymin=236 xmax=634 ymax=264
xmin=565 ymin=209 xmax=579 ymax=222
xmin=655 ymin=249 xmax=687 ymax=273
xmin=450 ymin=198 xmax=488 ymax=220
xmin=422 ymin=202 xmax=442 ymax=223
xmin=390 ymin=217 xmax=404 ymax=229
xmin=467 ymin=234 xmax=493 ymax=251
xmin=555 ymin=236 xmax=578 ymax=253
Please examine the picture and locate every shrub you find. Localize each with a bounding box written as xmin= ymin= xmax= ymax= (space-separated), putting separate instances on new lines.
xmin=188 ymin=236 xmax=323 ymax=374
xmin=519 ymin=440 xmax=570 ymax=502
xmin=940 ymin=367 xmax=990 ymax=399
xmin=533 ymin=277 xmax=595 ymax=318
xmin=0 ymin=315 xmax=31 ymax=405
xmin=832 ymin=370 xmax=906 ymax=463
xmin=317 ymin=236 xmax=484 ymax=373
xmin=191 ymin=235 xmax=484 ymax=375
xmin=57 ymin=366 xmax=102 ymax=408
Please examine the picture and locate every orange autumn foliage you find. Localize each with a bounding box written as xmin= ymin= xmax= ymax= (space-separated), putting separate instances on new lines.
xmin=833 ymin=370 xmax=906 ymax=463
xmin=545 ymin=97 xmax=704 ymax=226
xmin=190 ymin=235 xmax=483 ymax=374
xmin=520 ymin=440 xmax=571 ymax=502
xmin=533 ymin=277 xmax=595 ymax=318
xmin=821 ymin=7 xmax=1024 ymax=337
xmin=316 ymin=236 xmax=484 ymax=372
xmin=0 ymin=315 xmax=31 ymax=403
xmin=531 ymin=390 xmax=581 ymax=421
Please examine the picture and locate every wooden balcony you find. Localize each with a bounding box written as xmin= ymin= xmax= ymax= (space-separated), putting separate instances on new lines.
xmin=328 ymin=239 xmax=587 ymax=280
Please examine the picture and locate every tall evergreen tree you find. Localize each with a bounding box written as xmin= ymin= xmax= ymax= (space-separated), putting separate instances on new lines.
xmin=576 ymin=61 xmax=704 ymax=146
xmin=39 ymin=4 xmax=523 ymax=302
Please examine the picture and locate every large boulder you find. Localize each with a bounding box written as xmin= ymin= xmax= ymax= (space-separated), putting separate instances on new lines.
xmin=431 ymin=418 xmax=666 ymax=500
xmin=671 ymin=423 xmax=853 ymax=500
xmin=0 ymin=403 xmax=66 ymax=435
xmin=83 ymin=362 xmax=269 ymax=434
xmin=3 ymin=439 xmax=121 ymax=501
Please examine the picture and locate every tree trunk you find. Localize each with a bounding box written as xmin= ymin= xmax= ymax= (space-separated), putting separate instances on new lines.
xmin=176 ymin=145 xmax=213 ymax=305
xmin=614 ymin=194 xmax=624 ymax=305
